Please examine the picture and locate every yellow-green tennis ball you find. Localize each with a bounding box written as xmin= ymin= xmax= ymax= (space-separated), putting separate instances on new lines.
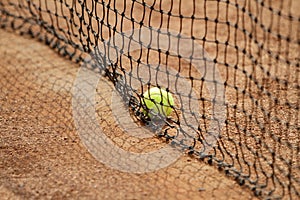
xmin=142 ymin=87 xmax=174 ymax=118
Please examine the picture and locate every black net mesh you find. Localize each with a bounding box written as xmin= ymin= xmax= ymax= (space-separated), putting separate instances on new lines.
xmin=0 ymin=0 xmax=299 ymax=199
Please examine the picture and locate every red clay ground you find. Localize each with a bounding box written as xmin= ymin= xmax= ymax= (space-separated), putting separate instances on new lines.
xmin=0 ymin=28 xmax=257 ymax=200
xmin=1 ymin=0 xmax=299 ymax=199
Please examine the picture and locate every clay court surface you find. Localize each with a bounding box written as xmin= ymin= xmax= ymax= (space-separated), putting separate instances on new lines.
xmin=0 ymin=0 xmax=299 ymax=199
xmin=0 ymin=27 xmax=258 ymax=200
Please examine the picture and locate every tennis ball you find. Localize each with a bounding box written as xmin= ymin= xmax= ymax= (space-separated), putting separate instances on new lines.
xmin=142 ymin=87 xmax=174 ymax=118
